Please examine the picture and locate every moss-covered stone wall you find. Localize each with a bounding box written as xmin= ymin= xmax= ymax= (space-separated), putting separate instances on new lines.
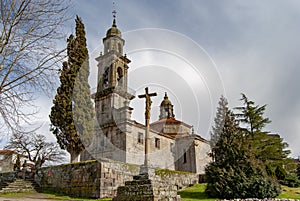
xmin=37 ymin=159 xmax=198 ymax=198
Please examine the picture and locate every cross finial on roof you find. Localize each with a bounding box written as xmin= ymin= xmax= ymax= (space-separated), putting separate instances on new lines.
xmin=112 ymin=1 xmax=117 ymax=27
xmin=112 ymin=1 xmax=117 ymax=19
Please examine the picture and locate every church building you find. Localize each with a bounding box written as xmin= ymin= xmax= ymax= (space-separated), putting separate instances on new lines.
xmin=82 ymin=17 xmax=211 ymax=175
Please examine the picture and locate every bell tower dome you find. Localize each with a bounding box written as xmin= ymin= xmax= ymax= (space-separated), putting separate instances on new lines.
xmin=159 ymin=92 xmax=175 ymax=120
xmin=103 ymin=19 xmax=124 ymax=55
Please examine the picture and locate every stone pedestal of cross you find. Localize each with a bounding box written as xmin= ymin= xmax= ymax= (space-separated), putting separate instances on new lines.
xmin=138 ymin=87 xmax=157 ymax=172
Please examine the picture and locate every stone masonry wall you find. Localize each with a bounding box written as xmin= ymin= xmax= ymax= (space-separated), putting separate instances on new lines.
xmin=37 ymin=160 xmax=101 ymax=198
xmin=36 ymin=159 xmax=198 ymax=199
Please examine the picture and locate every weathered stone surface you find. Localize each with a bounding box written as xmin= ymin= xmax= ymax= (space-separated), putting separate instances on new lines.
xmin=34 ymin=160 xmax=197 ymax=199
xmin=0 ymin=179 xmax=38 ymax=193
xmin=113 ymin=168 xmax=184 ymax=201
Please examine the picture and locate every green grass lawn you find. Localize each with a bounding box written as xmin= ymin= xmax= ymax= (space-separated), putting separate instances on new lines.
xmin=1 ymin=184 xmax=300 ymax=200
xmin=179 ymin=183 xmax=300 ymax=201
xmin=178 ymin=184 xmax=217 ymax=201
xmin=277 ymin=185 xmax=300 ymax=200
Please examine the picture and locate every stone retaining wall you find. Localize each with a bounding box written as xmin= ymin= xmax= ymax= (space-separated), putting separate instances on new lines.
xmin=0 ymin=171 xmax=16 ymax=189
xmin=37 ymin=160 xmax=101 ymax=198
xmin=36 ymin=159 xmax=198 ymax=198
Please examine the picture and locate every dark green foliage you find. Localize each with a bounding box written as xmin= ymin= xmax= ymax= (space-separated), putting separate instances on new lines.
xmin=205 ymin=106 xmax=280 ymax=199
xmin=235 ymin=94 xmax=290 ymax=167
xmin=235 ymin=93 xmax=271 ymax=138
xmin=281 ymin=174 xmax=300 ymax=188
xmin=275 ymin=165 xmax=287 ymax=181
xmin=265 ymin=163 xmax=275 ymax=177
xmin=274 ymin=165 xmax=300 ymax=187
xmin=50 ymin=16 xmax=94 ymax=162
xmin=297 ymin=160 xmax=300 ymax=179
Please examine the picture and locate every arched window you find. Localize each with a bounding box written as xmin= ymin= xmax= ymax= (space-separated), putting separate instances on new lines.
xmin=103 ymin=67 xmax=109 ymax=85
xmin=105 ymin=42 xmax=110 ymax=53
xmin=117 ymin=67 xmax=123 ymax=86
xmin=118 ymin=43 xmax=122 ymax=53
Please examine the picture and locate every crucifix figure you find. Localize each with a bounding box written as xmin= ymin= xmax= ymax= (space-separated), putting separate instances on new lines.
xmin=138 ymin=87 xmax=157 ymax=169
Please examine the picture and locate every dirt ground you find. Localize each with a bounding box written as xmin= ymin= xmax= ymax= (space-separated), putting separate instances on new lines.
xmin=0 ymin=192 xmax=63 ymax=201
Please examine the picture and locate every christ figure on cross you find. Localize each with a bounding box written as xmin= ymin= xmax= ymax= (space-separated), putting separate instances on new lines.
xmin=138 ymin=87 xmax=157 ymax=168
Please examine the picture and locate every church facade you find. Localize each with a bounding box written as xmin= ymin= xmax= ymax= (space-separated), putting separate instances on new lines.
xmin=82 ymin=18 xmax=211 ymax=175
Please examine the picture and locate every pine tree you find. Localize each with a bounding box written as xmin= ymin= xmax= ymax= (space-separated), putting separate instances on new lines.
xmin=210 ymin=95 xmax=228 ymax=158
xmin=49 ymin=16 xmax=94 ymax=163
xmin=235 ymin=93 xmax=290 ymax=164
xmin=235 ymin=93 xmax=271 ymax=138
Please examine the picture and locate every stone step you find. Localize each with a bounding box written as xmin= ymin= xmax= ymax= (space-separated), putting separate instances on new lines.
xmin=0 ymin=179 xmax=38 ymax=194
xmin=125 ymin=179 xmax=152 ymax=185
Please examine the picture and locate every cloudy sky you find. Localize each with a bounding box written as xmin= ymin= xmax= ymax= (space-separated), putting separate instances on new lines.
xmin=29 ymin=0 xmax=300 ymax=158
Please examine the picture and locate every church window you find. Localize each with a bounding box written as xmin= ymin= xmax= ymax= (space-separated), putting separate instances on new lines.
xmin=165 ymin=108 xmax=169 ymax=118
xmin=117 ymin=67 xmax=123 ymax=86
xmin=118 ymin=43 xmax=122 ymax=53
xmin=155 ymin=138 xmax=160 ymax=149
xmin=106 ymin=42 xmax=110 ymax=53
xmin=103 ymin=68 xmax=109 ymax=85
xmin=183 ymin=149 xmax=187 ymax=164
xmin=138 ymin=132 xmax=144 ymax=144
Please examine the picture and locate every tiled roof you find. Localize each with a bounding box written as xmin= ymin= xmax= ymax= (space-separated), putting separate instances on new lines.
xmin=0 ymin=150 xmax=27 ymax=157
xmin=0 ymin=150 xmax=15 ymax=154
xmin=150 ymin=118 xmax=192 ymax=128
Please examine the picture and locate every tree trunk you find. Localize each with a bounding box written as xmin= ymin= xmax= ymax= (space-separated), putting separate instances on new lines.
xmin=70 ymin=150 xmax=80 ymax=163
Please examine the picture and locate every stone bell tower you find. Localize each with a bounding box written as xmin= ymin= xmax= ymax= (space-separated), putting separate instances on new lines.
xmin=159 ymin=92 xmax=175 ymax=120
xmin=93 ymin=16 xmax=134 ymax=162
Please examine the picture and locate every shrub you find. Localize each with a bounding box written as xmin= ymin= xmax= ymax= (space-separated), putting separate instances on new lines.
xmin=275 ymin=165 xmax=287 ymax=181
xmin=205 ymin=163 xmax=281 ymax=199
xmin=281 ymin=173 xmax=300 ymax=188
xmin=266 ymin=163 xmax=275 ymax=177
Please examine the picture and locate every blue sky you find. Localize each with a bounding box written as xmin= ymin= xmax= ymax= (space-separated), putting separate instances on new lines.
xmin=27 ymin=0 xmax=300 ymax=158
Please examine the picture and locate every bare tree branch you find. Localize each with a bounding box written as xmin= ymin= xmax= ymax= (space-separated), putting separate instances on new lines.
xmin=4 ymin=131 xmax=66 ymax=166
xmin=0 ymin=0 xmax=71 ymax=134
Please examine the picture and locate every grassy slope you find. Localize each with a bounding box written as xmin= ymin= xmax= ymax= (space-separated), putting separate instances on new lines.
xmin=277 ymin=185 xmax=300 ymax=199
xmin=178 ymin=184 xmax=217 ymax=201
xmin=179 ymin=183 xmax=300 ymax=201
xmin=1 ymin=184 xmax=300 ymax=201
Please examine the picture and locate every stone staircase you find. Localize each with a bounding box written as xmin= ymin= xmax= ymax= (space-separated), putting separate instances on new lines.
xmin=0 ymin=179 xmax=39 ymax=194
xmin=113 ymin=172 xmax=181 ymax=201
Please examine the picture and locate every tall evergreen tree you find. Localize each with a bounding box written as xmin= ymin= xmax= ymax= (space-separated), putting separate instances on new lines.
xmin=210 ymin=95 xmax=228 ymax=160
xmin=235 ymin=94 xmax=290 ymax=164
xmin=49 ymin=16 xmax=94 ymax=163
xmin=235 ymin=93 xmax=271 ymax=138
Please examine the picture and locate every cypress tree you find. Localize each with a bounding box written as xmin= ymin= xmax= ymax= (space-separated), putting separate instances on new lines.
xmin=50 ymin=16 xmax=94 ymax=163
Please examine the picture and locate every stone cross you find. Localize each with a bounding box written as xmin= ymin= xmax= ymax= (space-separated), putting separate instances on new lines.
xmin=138 ymin=87 xmax=157 ymax=168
